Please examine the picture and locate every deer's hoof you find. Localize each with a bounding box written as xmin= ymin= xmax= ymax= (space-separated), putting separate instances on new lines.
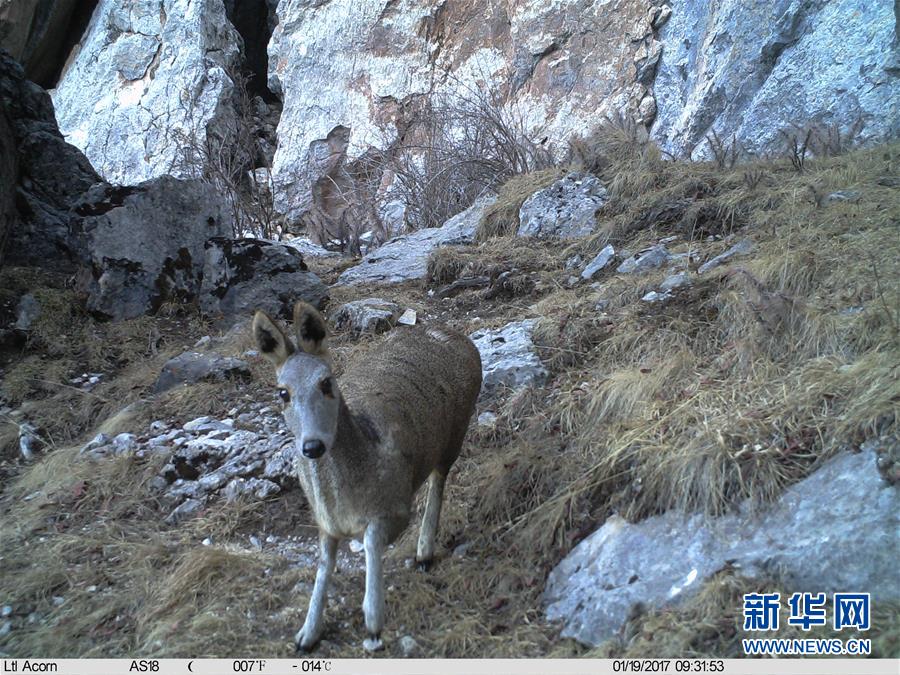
xmin=415 ymin=557 xmax=433 ymax=572
xmin=295 ymin=628 xmax=320 ymax=653
xmin=363 ymin=635 xmax=384 ymax=652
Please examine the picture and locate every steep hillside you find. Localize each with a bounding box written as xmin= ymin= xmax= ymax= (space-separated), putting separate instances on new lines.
xmin=1 ymin=134 xmax=897 ymax=657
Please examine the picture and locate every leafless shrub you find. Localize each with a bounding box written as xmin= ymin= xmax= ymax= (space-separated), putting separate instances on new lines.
xmin=779 ymin=118 xmax=865 ymax=173
xmin=169 ymin=68 xmax=279 ymax=239
xmin=386 ymin=84 xmax=556 ymax=232
xmin=298 ymin=147 xmax=391 ymax=256
xmin=706 ymin=129 xmax=744 ymax=170
xmin=780 ymin=127 xmax=813 ymax=173
xmin=743 ymin=167 xmax=766 ymax=190
xmin=807 ymin=117 xmax=865 ymax=158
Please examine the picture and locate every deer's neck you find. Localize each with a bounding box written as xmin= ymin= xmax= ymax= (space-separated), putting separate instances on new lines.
xmin=298 ymin=397 xmax=380 ymax=535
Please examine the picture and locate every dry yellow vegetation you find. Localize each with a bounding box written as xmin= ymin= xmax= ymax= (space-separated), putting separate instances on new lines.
xmin=1 ymin=139 xmax=897 ymax=657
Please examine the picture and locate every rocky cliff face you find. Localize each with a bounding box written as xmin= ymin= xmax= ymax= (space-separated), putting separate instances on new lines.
xmin=8 ymin=0 xmax=896 ymax=224
xmin=50 ymin=0 xmax=243 ymax=184
xmin=652 ymin=0 xmax=899 ymax=158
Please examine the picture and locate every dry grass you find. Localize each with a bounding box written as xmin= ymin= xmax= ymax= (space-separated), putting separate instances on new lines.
xmin=1 ymin=142 xmax=897 ymax=659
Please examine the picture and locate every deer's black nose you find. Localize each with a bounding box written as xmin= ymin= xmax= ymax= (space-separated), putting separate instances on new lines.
xmin=302 ymin=439 xmax=326 ymax=459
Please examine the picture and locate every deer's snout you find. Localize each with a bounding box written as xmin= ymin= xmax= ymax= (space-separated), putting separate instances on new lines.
xmin=302 ymin=439 xmax=327 ymax=459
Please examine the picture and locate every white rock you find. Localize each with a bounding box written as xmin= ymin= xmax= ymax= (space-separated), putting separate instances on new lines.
xmin=581 ymin=245 xmax=616 ymax=280
xmin=617 ymin=245 xmax=670 ymax=274
xmin=697 ymin=239 xmax=754 ymax=274
xmin=470 ymin=320 xmax=548 ymax=398
xmin=399 ymin=635 xmax=419 ymax=657
xmin=397 ymin=309 xmax=417 ymax=326
xmin=518 ymin=173 xmax=608 ymax=239
xmin=659 ymin=272 xmax=692 ymax=291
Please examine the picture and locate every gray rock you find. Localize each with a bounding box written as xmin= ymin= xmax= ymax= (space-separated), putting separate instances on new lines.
xmin=545 ymin=449 xmax=900 ymax=646
xmin=824 ymin=190 xmax=861 ymax=205
xmin=154 ymin=351 xmax=251 ymax=394
xmin=652 ymin=0 xmax=898 ymax=158
xmin=659 ymin=272 xmax=692 ymax=292
xmin=17 ymin=421 xmax=40 ymax=460
xmin=470 ymin=320 xmax=548 ymax=397
xmin=335 ymin=197 xmax=494 ymax=286
xmin=581 ymin=245 xmax=616 ymax=280
xmin=332 ymin=298 xmax=400 ymax=334
xmin=75 ymin=178 xmax=233 ymax=320
xmin=281 ymin=236 xmax=341 ymax=259
xmin=111 ymin=433 xmax=138 ymax=455
xmin=641 ymin=290 xmax=670 ymax=303
xmin=13 ymin=293 xmax=39 ymax=331
xmin=698 ymin=239 xmax=754 ymax=274
xmin=164 ymin=497 xmax=206 ymax=526
xmin=477 ymin=411 xmax=498 ymax=427
xmin=223 ymin=477 xmax=282 ymax=502
xmin=80 ymin=433 xmax=110 ymax=455
xmin=51 ymin=0 xmax=243 ymax=185
xmin=199 ymin=238 xmax=328 ymax=319
xmin=517 ymin=173 xmax=608 ymax=239
xmin=616 ymin=245 xmax=670 ymax=274
xmin=398 ymin=635 xmax=419 ymax=658
xmin=0 ymin=51 xmax=101 ymax=266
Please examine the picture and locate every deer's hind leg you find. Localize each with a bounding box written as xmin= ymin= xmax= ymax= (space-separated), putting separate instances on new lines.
xmin=416 ymin=428 xmax=466 ymax=570
xmin=415 ymin=469 xmax=447 ymax=570
xmin=362 ymin=521 xmax=388 ymax=652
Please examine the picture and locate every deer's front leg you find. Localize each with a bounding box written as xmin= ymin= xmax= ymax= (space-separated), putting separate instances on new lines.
xmin=362 ymin=521 xmax=386 ymax=652
xmin=295 ymin=531 xmax=338 ymax=652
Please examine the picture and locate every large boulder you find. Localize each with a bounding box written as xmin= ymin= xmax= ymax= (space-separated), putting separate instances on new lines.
xmin=517 ymin=173 xmax=608 ymax=239
xmin=199 ymin=238 xmax=328 ymax=320
xmin=0 ymin=50 xmax=101 ymax=266
xmin=51 ymin=0 xmax=243 ymax=184
xmin=335 ymin=196 xmax=494 ymax=286
xmin=544 ymin=447 xmax=900 ymax=646
xmin=470 ymin=319 xmax=548 ymax=398
xmin=74 ymin=177 xmax=233 ymax=320
xmin=652 ymin=0 xmax=899 ymax=159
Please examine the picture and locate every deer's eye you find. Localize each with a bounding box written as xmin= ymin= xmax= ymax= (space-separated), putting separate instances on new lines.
xmin=319 ymin=377 xmax=334 ymax=399
xmin=278 ymin=388 xmax=290 ymax=403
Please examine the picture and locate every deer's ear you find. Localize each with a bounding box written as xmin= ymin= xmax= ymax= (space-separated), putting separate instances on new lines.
xmin=293 ymin=301 xmax=328 ymax=355
xmin=252 ymin=311 xmax=294 ymax=367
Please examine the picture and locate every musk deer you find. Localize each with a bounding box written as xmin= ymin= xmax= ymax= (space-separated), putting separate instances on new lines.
xmin=253 ymin=301 xmax=482 ymax=652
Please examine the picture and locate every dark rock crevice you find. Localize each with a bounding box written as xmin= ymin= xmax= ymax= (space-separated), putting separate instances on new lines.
xmin=224 ymin=0 xmax=278 ymax=102
xmin=3 ymin=0 xmax=102 ymax=89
